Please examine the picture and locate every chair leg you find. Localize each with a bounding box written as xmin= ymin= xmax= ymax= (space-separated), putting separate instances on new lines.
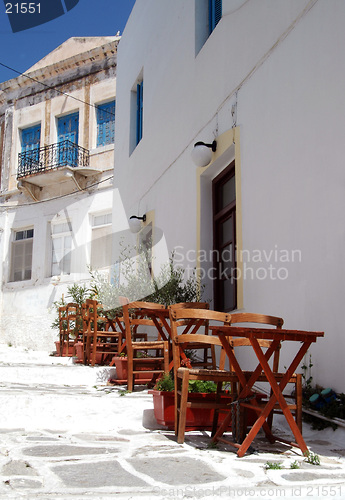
xmin=211 ymin=381 xmax=222 ymax=437
xmin=177 ymin=370 xmax=190 ymax=444
xmin=175 ymin=375 xmax=182 ymax=437
xmin=163 ymin=341 xmax=169 ymax=373
xmin=127 ymin=355 xmax=134 ymax=392
xmin=296 ymin=374 xmax=303 ymax=433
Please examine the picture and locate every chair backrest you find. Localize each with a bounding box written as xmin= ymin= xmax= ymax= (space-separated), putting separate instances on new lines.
xmin=169 ymin=302 xmax=209 ymax=310
xmin=121 ymin=300 xmax=165 ymax=350
xmin=59 ymin=305 xmax=67 ymax=333
xmin=229 ymin=312 xmax=284 ymax=371
xmin=65 ymin=302 xmax=82 ymax=342
xmin=169 ymin=308 xmax=231 ymax=370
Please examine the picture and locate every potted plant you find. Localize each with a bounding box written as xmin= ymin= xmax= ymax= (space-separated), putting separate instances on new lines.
xmin=149 ymin=374 xmax=265 ymax=431
xmin=148 ymin=374 xmax=234 ymax=430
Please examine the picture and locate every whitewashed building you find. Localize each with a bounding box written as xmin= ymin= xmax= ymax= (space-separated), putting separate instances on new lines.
xmin=0 ymin=37 xmax=119 ymax=350
xmin=114 ymin=0 xmax=345 ymax=391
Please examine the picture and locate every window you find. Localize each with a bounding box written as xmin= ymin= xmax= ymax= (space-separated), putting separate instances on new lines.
xmin=212 ymin=162 xmax=236 ymax=312
xmin=195 ymin=0 xmax=222 ymax=54
xmin=91 ymin=213 xmax=112 ymax=271
xmin=21 ymin=125 xmax=41 ymax=153
xmin=209 ymin=0 xmax=222 ymax=34
xmin=51 ymin=222 xmax=72 ymax=276
xmin=10 ymin=229 xmax=34 ymax=282
xmin=96 ymin=101 xmax=115 ymax=147
xmin=57 ymin=112 xmax=79 ymax=166
xmin=136 ymin=80 xmax=143 ymax=145
xmin=20 ymin=125 xmax=41 ymax=166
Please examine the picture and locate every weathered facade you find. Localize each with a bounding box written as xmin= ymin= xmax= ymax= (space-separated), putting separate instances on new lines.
xmin=115 ymin=0 xmax=345 ymax=391
xmin=0 ymin=36 xmax=119 ymax=350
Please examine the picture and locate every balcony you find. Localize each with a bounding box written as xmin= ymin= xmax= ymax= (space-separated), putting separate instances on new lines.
xmin=16 ymin=141 xmax=106 ymax=201
xmin=17 ymin=140 xmax=91 ymax=181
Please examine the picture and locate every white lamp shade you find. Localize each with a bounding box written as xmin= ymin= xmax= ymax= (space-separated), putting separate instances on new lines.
xmin=129 ymin=217 xmax=142 ymax=233
xmin=191 ymin=144 xmax=213 ymax=167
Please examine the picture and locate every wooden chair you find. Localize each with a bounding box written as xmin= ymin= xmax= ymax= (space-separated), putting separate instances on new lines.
xmin=169 ymin=307 xmax=239 ymax=444
xmin=169 ymin=302 xmax=217 ymax=368
xmin=58 ymin=303 xmax=82 ymax=356
xmin=229 ymin=313 xmax=302 ymax=433
xmin=121 ymin=300 xmax=169 ymax=392
xmin=82 ymin=299 xmax=123 ymax=366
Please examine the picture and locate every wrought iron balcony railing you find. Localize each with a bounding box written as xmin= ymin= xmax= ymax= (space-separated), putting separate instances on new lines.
xmin=17 ymin=140 xmax=89 ymax=179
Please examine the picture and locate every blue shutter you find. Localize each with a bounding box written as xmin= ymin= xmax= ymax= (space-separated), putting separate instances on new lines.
xmin=57 ymin=113 xmax=79 ymax=144
xmin=96 ymin=101 xmax=115 ymax=147
xmin=209 ymin=0 xmax=222 ymax=33
xmin=21 ymin=125 xmax=41 ymax=153
xmin=136 ymin=81 xmax=143 ymax=145
xmin=57 ymin=113 xmax=79 ymax=166
xmin=21 ymin=125 xmax=41 ymax=168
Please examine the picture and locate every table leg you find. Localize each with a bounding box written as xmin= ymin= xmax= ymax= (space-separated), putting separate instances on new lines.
xmin=236 ymin=338 xmax=312 ymax=457
xmin=213 ymin=337 xmax=279 ymax=445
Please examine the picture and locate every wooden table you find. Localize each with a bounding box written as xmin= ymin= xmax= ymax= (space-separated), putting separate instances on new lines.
xmin=210 ymin=325 xmax=324 ymax=457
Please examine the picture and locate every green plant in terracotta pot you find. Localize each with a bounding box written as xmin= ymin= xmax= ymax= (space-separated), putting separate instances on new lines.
xmin=149 ymin=374 xmax=232 ymax=430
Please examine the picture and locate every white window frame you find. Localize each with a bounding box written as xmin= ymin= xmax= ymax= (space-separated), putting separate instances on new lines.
xmin=10 ymin=228 xmax=34 ymax=282
xmin=90 ymin=212 xmax=112 ymax=272
xmin=50 ymin=220 xmax=73 ymax=277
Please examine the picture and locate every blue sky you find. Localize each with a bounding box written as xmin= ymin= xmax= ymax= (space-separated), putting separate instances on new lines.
xmin=0 ymin=0 xmax=136 ymax=84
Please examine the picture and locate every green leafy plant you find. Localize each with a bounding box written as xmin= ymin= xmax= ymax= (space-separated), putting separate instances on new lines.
xmin=290 ymin=460 xmax=300 ymax=469
xmin=50 ymin=283 xmax=94 ymax=331
xmin=265 ymin=461 xmax=283 ymax=470
xmin=301 ymin=354 xmax=314 ymax=396
xmin=304 ymin=452 xmax=320 ymax=466
xmin=153 ymin=374 xmax=219 ymax=393
xmin=154 ymin=373 xmax=175 ymax=392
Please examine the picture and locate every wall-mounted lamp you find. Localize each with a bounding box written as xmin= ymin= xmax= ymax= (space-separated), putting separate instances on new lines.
xmin=129 ymin=214 xmax=146 ymax=233
xmin=191 ymin=140 xmax=217 ymax=167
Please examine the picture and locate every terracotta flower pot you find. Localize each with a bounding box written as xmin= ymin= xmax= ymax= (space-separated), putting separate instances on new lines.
xmin=148 ymin=389 xmax=234 ymax=430
xmin=55 ymin=341 xmax=74 ymax=357
xmin=113 ymin=356 xmax=154 ymax=384
xmin=74 ymin=341 xmax=84 ymax=362
xmin=149 ymin=390 xmax=265 ymax=431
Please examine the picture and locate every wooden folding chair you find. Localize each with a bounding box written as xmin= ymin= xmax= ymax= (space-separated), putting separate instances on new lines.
xmin=58 ymin=303 xmax=82 ymax=356
xmin=169 ymin=307 xmax=238 ymax=444
xmin=82 ymin=299 xmax=123 ymax=366
xmin=169 ymin=302 xmax=217 ymax=369
xmin=121 ymin=300 xmax=169 ymax=392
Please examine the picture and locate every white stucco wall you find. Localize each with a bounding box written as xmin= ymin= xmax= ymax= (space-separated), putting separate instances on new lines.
xmin=0 ymin=189 xmax=114 ymax=351
xmin=115 ymin=0 xmax=345 ymax=391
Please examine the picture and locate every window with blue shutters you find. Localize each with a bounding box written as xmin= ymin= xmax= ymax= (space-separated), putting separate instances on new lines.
xmin=96 ymin=101 xmax=115 ymax=147
xmin=21 ymin=125 xmax=41 ymax=167
xmin=21 ymin=125 xmax=41 ymax=153
xmin=57 ymin=112 xmax=79 ymax=144
xmin=57 ymin=112 xmax=79 ymax=166
xmin=195 ymin=0 xmax=222 ymax=54
xmin=209 ymin=0 xmax=222 ymax=34
xmin=136 ymin=81 xmax=143 ymax=145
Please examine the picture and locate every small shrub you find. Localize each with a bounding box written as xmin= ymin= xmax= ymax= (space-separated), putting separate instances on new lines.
xmin=265 ymin=461 xmax=283 ymax=470
xmin=304 ymin=452 xmax=320 ymax=466
xmin=290 ymin=460 xmax=300 ymax=469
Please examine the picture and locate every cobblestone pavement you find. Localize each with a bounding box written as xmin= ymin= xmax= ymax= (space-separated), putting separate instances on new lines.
xmin=0 ymin=345 xmax=344 ymax=499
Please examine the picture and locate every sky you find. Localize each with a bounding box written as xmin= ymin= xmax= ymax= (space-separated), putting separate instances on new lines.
xmin=0 ymin=0 xmax=136 ymax=84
